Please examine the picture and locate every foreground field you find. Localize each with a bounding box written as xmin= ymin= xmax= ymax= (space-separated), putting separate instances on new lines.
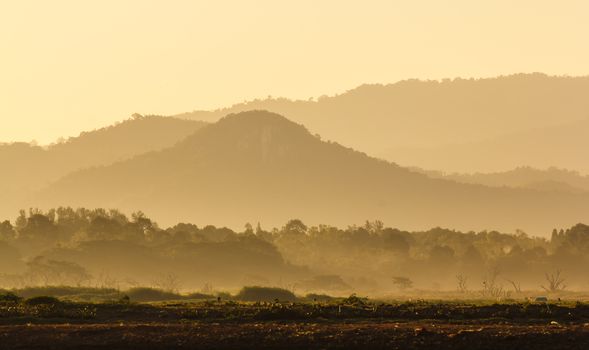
xmin=2 ymin=321 xmax=589 ymax=350
xmin=2 ymin=296 xmax=589 ymax=349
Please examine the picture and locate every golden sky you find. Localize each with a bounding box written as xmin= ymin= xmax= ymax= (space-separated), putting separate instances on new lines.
xmin=1 ymin=0 xmax=588 ymax=143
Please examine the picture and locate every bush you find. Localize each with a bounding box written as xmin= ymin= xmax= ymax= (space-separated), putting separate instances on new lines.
xmin=0 ymin=292 xmax=22 ymax=304
xmin=216 ymin=291 xmax=232 ymax=301
xmin=303 ymin=293 xmax=334 ymax=303
xmin=24 ymin=296 xmax=61 ymax=306
xmin=118 ymin=295 xmax=130 ymax=304
xmin=341 ymin=293 xmax=368 ymax=306
xmin=17 ymin=286 xmax=118 ymax=299
xmin=185 ymin=292 xmax=215 ymax=300
xmin=235 ymin=286 xmax=296 ymax=302
xmin=126 ymin=287 xmax=182 ymax=302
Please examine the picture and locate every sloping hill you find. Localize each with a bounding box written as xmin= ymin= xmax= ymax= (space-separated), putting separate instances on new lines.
xmin=176 ymin=73 xmax=589 ymax=173
xmin=0 ymin=116 xmax=206 ymax=217
xmin=415 ymin=167 xmax=589 ymax=194
xmin=35 ymin=111 xmax=589 ymax=236
xmin=48 ymin=115 xmax=208 ymax=171
xmin=390 ymin=118 xmax=589 ymax=173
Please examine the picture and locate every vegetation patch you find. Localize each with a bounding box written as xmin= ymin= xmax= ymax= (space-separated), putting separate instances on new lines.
xmin=235 ymin=286 xmax=296 ymax=302
xmin=126 ymin=287 xmax=183 ymax=302
xmin=0 ymin=292 xmax=22 ymax=304
xmin=24 ymin=295 xmax=62 ymax=306
xmin=16 ymin=286 xmax=119 ymax=299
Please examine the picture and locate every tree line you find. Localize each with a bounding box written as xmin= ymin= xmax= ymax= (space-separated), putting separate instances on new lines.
xmin=1 ymin=208 xmax=588 ymax=293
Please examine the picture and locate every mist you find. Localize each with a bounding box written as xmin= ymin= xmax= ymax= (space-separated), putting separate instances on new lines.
xmin=2 ymin=207 xmax=587 ymax=298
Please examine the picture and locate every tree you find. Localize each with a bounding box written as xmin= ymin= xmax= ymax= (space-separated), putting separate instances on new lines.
xmin=254 ymin=222 xmax=273 ymax=242
xmin=15 ymin=210 xmax=27 ymax=231
xmin=541 ymin=269 xmax=566 ymax=293
xmin=392 ymin=276 xmax=413 ymax=291
xmin=153 ymin=273 xmax=181 ymax=294
xmin=481 ymin=266 xmax=507 ymax=298
xmin=456 ymin=274 xmax=468 ymax=293
xmin=25 ymin=257 xmax=91 ymax=286
xmin=505 ymin=279 xmax=522 ymax=293
xmin=18 ymin=212 xmax=58 ymax=243
xmin=283 ymin=219 xmax=307 ymax=235
xmin=130 ymin=211 xmax=156 ymax=241
xmin=364 ymin=220 xmax=384 ymax=233
xmin=382 ymin=229 xmax=410 ymax=255
xmin=0 ymin=221 xmax=15 ymax=241
xmin=85 ymin=216 xmax=126 ymax=241
xmin=244 ymin=223 xmax=254 ymax=235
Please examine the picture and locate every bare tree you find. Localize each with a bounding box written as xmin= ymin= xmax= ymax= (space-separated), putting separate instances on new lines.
xmin=200 ymin=282 xmax=214 ymax=295
xmin=94 ymin=271 xmax=120 ymax=290
xmin=153 ymin=273 xmax=181 ymax=293
xmin=456 ymin=274 xmax=468 ymax=293
xmin=481 ymin=266 xmax=510 ymax=298
xmin=541 ymin=269 xmax=566 ymax=293
xmin=505 ymin=279 xmax=522 ymax=294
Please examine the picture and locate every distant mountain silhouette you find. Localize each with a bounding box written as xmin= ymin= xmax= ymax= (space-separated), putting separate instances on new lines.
xmin=390 ymin=118 xmax=589 ymax=173
xmin=0 ymin=116 xmax=206 ymax=217
xmin=415 ymin=166 xmax=589 ymax=194
xmin=176 ymin=73 xmax=589 ymax=173
xmin=34 ymin=111 xmax=589 ymax=236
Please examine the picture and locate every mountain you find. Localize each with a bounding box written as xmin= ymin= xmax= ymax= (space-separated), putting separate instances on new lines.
xmin=175 ymin=73 xmax=589 ymax=173
xmin=414 ymin=167 xmax=589 ymax=194
xmin=0 ymin=116 xmax=206 ymax=217
xmin=34 ymin=111 xmax=589 ymax=236
xmin=388 ymin=118 xmax=589 ymax=173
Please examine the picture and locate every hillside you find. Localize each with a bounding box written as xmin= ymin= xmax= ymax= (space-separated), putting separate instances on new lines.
xmin=34 ymin=111 xmax=589 ymax=236
xmin=415 ymin=167 xmax=589 ymax=194
xmin=389 ymin=118 xmax=589 ymax=173
xmin=176 ymin=73 xmax=589 ymax=173
xmin=0 ymin=116 xmax=206 ymax=218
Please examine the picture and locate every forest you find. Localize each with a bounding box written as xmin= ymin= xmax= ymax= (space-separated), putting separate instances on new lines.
xmin=1 ymin=207 xmax=588 ymax=297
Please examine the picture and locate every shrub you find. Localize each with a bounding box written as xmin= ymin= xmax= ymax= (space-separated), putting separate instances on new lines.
xmin=185 ymin=292 xmax=214 ymax=300
xmin=341 ymin=293 xmax=368 ymax=306
xmin=24 ymin=296 xmax=61 ymax=306
xmin=17 ymin=286 xmax=117 ymax=299
xmin=126 ymin=287 xmax=182 ymax=302
xmin=0 ymin=292 xmax=22 ymax=304
xmin=303 ymin=293 xmax=334 ymax=303
xmin=235 ymin=286 xmax=296 ymax=302
xmin=216 ymin=291 xmax=232 ymax=301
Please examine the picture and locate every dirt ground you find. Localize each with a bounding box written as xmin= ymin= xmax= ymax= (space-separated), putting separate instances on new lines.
xmin=1 ymin=321 xmax=589 ymax=350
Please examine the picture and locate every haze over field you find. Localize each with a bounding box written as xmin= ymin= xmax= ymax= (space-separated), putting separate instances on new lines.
xmin=4 ymin=3 xmax=589 ymax=349
xmin=2 ymin=0 xmax=589 ymax=303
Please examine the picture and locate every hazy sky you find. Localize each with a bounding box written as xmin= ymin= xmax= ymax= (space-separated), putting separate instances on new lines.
xmin=1 ymin=0 xmax=588 ymax=143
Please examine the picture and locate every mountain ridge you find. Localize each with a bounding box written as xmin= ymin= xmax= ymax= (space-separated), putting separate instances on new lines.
xmin=33 ymin=110 xmax=589 ymax=236
xmin=0 ymin=116 xmax=207 ymax=219
xmin=413 ymin=166 xmax=589 ymax=194
xmin=174 ymin=73 xmax=589 ymax=173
